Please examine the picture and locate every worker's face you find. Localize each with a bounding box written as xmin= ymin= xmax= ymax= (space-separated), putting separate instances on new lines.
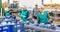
xmin=23 ymin=7 xmax=26 ymax=10
xmin=38 ymin=8 xmax=44 ymax=13
xmin=12 ymin=13 xmax=14 ymax=16
xmin=35 ymin=5 xmax=38 ymax=9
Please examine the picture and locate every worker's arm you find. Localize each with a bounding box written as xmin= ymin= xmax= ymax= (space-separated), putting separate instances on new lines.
xmin=37 ymin=13 xmax=40 ymax=24
xmin=32 ymin=8 xmax=34 ymax=16
xmin=33 ymin=9 xmax=34 ymax=15
xmin=37 ymin=17 xmax=40 ymax=24
xmin=19 ymin=11 xmax=22 ymax=17
xmin=26 ymin=11 xmax=30 ymax=18
xmin=47 ymin=13 xmax=50 ymax=20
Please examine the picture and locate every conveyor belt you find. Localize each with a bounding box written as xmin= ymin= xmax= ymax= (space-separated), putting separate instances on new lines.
xmin=25 ymin=25 xmax=60 ymax=32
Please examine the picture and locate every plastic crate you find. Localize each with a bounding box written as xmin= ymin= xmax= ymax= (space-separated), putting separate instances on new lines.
xmin=3 ymin=25 xmax=9 ymax=32
xmin=0 ymin=26 xmax=3 ymax=32
xmin=7 ymin=25 xmax=14 ymax=32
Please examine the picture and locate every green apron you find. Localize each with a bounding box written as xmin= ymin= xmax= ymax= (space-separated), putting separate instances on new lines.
xmin=20 ymin=10 xmax=28 ymax=22
xmin=38 ymin=11 xmax=48 ymax=24
xmin=5 ymin=11 xmax=11 ymax=16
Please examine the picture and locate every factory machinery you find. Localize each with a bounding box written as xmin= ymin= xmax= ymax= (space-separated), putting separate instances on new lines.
xmin=49 ymin=11 xmax=60 ymax=21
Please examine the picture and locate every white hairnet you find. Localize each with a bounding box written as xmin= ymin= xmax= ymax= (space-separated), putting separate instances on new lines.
xmin=39 ymin=5 xmax=44 ymax=8
xmin=22 ymin=5 xmax=27 ymax=8
xmin=39 ymin=5 xmax=44 ymax=9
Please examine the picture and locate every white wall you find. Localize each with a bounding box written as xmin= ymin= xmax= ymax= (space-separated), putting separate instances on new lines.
xmin=2 ymin=0 xmax=8 ymax=3
xmin=2 ymin=0 xmax=13 ymax=4
xmin=44 ymin=0 xmax=51 ymax=4
xmin=44 ymin=0 xmax=60 ymax=4
xmin=20 ymin=0 xmax=42 ymax=8
xmin=52 ymin=0 xmax=60 ymax=4
xmin=10 ymin=0 xmax=13 ymax=4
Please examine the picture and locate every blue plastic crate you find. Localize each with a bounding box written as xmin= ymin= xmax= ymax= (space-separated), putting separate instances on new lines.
xmin=0 ymin=26 xmax=3 ymax=32
xmin=13 ymin=22 xmax=25 ymax=32
xmin=7 ymin=25 xmax=14 ymax=32
xmin=13 ymin=24 xmax=17 ymax=32
xmin=3 ymin=25 xmax=9 ymax=32
xmin=18 ymin=22 xmax=24 ymax=32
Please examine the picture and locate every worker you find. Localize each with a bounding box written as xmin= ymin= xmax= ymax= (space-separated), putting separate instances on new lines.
xmin=32 ymin=4 xmax=38 ymax=19
xmin=19 ymin=6 xmax=29 ymax=22
xmin=32 ymin=4 xmax=39 ymax=23
xmin=37 ymin=7 xmax=49 ymax=24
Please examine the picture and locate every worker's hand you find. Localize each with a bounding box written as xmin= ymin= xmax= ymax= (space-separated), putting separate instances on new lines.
xmin=48 ymin=19 xmax=53 ymax=24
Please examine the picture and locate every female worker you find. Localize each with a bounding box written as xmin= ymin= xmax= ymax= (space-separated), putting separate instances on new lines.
xmin=19 ymin=6 xmax=29 ymax=22
xmin=38 ymin=7 xmax=49 ymax=24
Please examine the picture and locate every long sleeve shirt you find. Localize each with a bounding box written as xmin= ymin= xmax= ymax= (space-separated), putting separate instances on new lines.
xmin=33 ymin=8 xmax=38 ymax=16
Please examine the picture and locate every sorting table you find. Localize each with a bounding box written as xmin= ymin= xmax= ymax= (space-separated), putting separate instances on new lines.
xmin=25 ymin=25 xmax=60 ymax=32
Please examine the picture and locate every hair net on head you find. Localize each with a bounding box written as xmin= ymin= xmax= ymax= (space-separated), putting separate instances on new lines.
xmin=35 ymin=4 xmax=38 ymax=6
xmin=39 ymin=5 xmax=44 ymax=10
xmin=21 ymin=5 xmax=27 ymax=10
xmin=22 ymin=5 xmax=27 ymax=8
